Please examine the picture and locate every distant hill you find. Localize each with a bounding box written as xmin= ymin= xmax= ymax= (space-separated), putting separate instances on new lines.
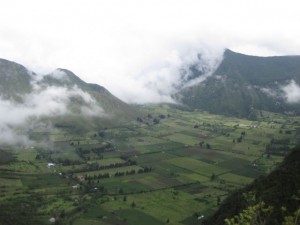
xmin=179 ymin=49 xmax=300 ymax=118
xmin=0 ymin=58 xmax=138 ymax=132
xmin=0 ymin=58 xmax=33 ymax=101
xmin=204 ymin=145 xmax=300 ymax=225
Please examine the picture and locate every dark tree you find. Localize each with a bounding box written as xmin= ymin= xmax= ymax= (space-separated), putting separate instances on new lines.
xmin=217 ymin=196 xmax=221 ymax=205
xmin=200 ymin=141 xmax=204 ymax=147
xmin=153 ymin=118 xmax=160 ymax=124
xmin=131 ymin=201 xmax=136 ymax=208
xmin=211 ymin=173 xmax=216 ymax=181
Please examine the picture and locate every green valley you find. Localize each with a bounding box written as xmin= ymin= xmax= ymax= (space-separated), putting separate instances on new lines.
xmin=1 ymin=104 xmax=299 ymax=225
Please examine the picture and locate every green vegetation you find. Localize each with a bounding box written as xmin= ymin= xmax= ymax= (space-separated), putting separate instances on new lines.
xmin=0 ymin=58 xmax=32 ymax=101
xmin=180 ymin=49 xmax=300 ymax=118
xmin=1 ymin=104 xmax=299 ymax=225
xmin=205 ymin=146 xmax=300 ymax=225
xmin=0 ymin=58 xmax=140 ymax=132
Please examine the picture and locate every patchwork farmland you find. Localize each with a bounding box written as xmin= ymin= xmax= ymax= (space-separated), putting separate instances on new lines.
xmin=0 ymin=104 xmax=299 ymax=225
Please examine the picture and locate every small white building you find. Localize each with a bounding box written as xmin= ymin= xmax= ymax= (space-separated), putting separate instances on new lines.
xmin=47 ymin=163 xmax=56 ymax=168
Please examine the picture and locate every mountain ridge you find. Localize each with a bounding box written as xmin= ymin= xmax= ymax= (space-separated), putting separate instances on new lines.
xmin=0 ymin=58 xmax=139 ymax=133
xmin=2 ymin=48 xmax=300 ymax=122
xmin=179 ymin=49 xmax=300 ymax=118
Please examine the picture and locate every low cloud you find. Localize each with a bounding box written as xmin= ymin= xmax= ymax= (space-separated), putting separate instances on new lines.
xmin=281 ymin=80 xmax=300 ymax=103
xmin=259 ymin=87 xmax=278 ymax=98
xmin=48 ymin=69 xmax=70 ymax=81
xmin=0 ymin=71 xmax=105 ymax=146
xmin=1 ymin=1 xmax=300 ymax=106
xmin=114 ymin=43 xmax=224 ymax=104
xmin=0 ymin=127 xmax=34 ymax=146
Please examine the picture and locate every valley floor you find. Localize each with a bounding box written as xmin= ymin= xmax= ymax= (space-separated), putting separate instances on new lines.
xmin=0 ymin=105 xmax=299 ymax=225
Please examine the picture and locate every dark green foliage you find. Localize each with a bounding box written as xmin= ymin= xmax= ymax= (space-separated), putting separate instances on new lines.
xmin=180 ymin=49 xmax=300 ymax=118
xmin=0 ymin=149 xmax=15 ymax=163
xmin=116 ymin=209 xmax=165 ymax=225
xmin=153 ymin=118 xmax=160 ymax=124
xmin=131 ymin=201 xmax=136 ymax=208
xmin=204 ymin=145 xmax=300 ymax=225
xmin=218 ymin=50 xmax=300 ymax=85
xmin=210 ymin=173 xmax=216 ymax=181
xmin=0 ymin=195 xmax=47 ymax=225
xmin=217 ymin=196 xmax=221 ymax=206
xmin=266 ymin=138 xmax=291 ymax=155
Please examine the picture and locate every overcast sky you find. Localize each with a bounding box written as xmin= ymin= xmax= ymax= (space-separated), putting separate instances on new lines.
xmin=1 ymin=0 xmax=300 ymax=103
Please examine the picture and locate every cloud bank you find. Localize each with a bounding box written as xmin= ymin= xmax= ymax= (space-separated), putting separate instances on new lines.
xmin=114 ymin=43 xmax=224 ymax=103
xmin=0 ymin=0 xmax=300 ymax=103
xmin=0 ymin=71 xmax=105 ymax=146
xmin=281 ymin=80 xmax=300 ymax=104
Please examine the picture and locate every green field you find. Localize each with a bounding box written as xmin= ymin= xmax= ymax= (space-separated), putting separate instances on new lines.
xmin=1 ymin=104 xmax=299 ymax=225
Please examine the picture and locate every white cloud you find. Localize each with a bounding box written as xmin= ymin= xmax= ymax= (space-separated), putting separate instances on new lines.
xmin=0 ymin=76 xmax=105 ymax=145
xmin=281 ymin=80 xmax=300 ymax=103
xmin=109 ymin=42 xmax=224 ymax=103
xmin=1 ymin=0 xmax=300 ymax=144
xmin=49 ymin=69 xmax=69 ymax=81
xmin=0 ymin=127 xmax=33 ymax=146
xmin=0 ymin=0 xmax=300 ymax=103
xmin=259 ymin=87 xmax=278 ymax=98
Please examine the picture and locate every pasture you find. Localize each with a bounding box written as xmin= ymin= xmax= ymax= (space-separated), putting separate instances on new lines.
xmin=1 ymin=104 xmax=299 ymax=225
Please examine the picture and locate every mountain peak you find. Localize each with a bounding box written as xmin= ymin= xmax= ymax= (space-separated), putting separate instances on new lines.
xmin=179 ymin=49 xmax=300 ymax=118
xmin=223 ymin=48 xmax=259 ymax=58
xmin=0 ymin=58 xmax=33 ymax=101
xmin=223 ymin=48 xmax=235 ymax=55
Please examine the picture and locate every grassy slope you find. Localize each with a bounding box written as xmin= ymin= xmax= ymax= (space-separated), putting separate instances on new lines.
xmin=204 ymin=145 xmax=300 ymax=225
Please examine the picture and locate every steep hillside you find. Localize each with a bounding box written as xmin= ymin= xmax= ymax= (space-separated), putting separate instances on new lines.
xmin=179 ymin=50 xmax=300 ymax=118
xmin=0 ymin=58 xmax=138 ymax=132
xmin=204 ymin=145 xmax=300 ymax=225
xmin=0 ymin=59 xmax=32 ymax=101
xmin=40 ymin=68 xmax=138 ymax=123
